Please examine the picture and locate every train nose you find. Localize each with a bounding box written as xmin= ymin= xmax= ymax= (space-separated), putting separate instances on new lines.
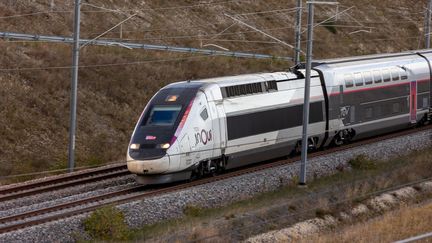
xmin=127 ymin=155 xmax=170 ymax=174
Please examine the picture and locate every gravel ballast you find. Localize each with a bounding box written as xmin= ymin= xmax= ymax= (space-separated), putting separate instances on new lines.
xmin=1 ymin=129 xmax=431 ymax=242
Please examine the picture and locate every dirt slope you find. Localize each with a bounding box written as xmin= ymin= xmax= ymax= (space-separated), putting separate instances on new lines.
xmin=0 ymin=0 xmax=424 ymax=177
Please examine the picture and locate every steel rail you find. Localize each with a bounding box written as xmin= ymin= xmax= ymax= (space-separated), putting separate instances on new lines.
xmin=0 ymin=169 xmax=130 ymax=202
xmin=0 ymin=164 xmax=127 ymax=195
xmin=0 ymin=185 xmax=146 ymax=227
xmin=0 ymin=125 xmax=431 ymax=234
xmin=395 ymin=232 xmax=432 ymax=243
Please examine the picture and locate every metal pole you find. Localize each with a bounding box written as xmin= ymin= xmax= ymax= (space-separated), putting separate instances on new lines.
xmin=68 ymin=0 xmax=81 ymax=172
xmin=294 ymin=0 xmax=303 ymax=65
xmin=299 ymin=0 xmax=314 ymax=185
xmin=426 ymin=0 xmax=432 ymax=49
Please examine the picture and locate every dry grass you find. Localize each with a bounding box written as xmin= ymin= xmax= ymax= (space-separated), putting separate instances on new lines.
xmin=301 ymin=203 xmax=432 ymax=243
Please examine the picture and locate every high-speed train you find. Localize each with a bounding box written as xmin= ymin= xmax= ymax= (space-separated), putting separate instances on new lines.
xmin=127 ymin=49 xmax=432 ymax=184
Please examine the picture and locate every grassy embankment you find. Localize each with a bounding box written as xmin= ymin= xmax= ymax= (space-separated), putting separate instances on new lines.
xmin=81 ymin=145 xmax=432 ymax=242
xmin=302 ymin=203 xmax=432 ymax=243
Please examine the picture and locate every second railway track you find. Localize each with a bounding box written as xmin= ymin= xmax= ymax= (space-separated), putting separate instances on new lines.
xmin=0 ymin=164 xmax=129 ymax=201
xmin=0 ymin=125 xmax=431 ymax=235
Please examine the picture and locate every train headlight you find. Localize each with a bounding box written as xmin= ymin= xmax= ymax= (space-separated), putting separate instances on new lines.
xmin=158 ymin=143 xmax=170 ymax=149
xmin=129 ymin=143 xmax=140 ymax=150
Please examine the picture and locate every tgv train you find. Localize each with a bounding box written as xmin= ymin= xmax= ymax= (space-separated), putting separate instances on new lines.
xmin=127 ymin=50 xmax=432 ymax=184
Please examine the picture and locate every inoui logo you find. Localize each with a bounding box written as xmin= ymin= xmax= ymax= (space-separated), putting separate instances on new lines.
xmin=195 ymin=129 xmax=212 ymax=145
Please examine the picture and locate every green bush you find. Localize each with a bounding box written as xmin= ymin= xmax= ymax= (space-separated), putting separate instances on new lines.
xmin=315 ymin=208 xmax=331 ymax=219
xmin=183 ymin=205 xmax=204 ymax=217
xmin=83 ymin=205 xmax=130 ymax=241
xmin=322 ymin=20 xmax=338 ymax=34
xmin=349 ymin=155 xmax=377 ymax=170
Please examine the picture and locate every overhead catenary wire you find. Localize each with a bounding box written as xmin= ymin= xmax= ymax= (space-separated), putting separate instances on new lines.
xmin=0 ymin=3 xmax=422 ymax=20
xmin=224 ymin=13 xmax=301 ymax=52
xmin=0 ymin=35 xmax=424 ymax=72
xmin=80 ymin=13 xmax=138 ymax=49
xmin=0 ymin=7 xmax=420 ymax=43
xmin=0 ymin=55 xmax=232 ymax=72
xmin=234 ymin=7 xmax=299 ymax=16
xmin=0 ymin=42 xmax=288 ymax=72
xmin=0 ymin=0 xmax=249 ymax=18
xmin=0 ymin=32 xmax=293 ymax=62
xmin=81 ymin=2 xmax=128 ymax=16
xmin=0 ymin=11 xmax=71 ymax=19
xmin=2 ymin=29 xmax=418 ymax=46
xmin=0 ymin=30 xmax=422 ymax=63
xmin=0 ymin=0 xmax=252 ymax=20
xmin=80 ymin=17 xmax=416 ymax=40
xmin=0 ymin=39 xmax=280 ymax=46
xmin=0 ymin=2 xmax=416 ymax=39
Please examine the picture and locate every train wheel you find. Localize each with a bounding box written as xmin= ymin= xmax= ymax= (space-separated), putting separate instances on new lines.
xmin=332 ymin=129 xmax=355 ymax=146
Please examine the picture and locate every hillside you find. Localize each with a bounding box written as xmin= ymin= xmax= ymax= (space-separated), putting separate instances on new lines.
xmin=0 ymin=0 xmax=424 ymax=178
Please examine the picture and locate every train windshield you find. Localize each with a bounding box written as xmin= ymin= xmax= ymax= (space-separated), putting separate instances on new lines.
xmin=144 ymin=105 xmax=182 ymax=126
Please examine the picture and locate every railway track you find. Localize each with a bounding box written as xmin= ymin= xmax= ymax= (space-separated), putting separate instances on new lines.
xmin=0 ymin=125 xmax=430 ymax=234
xmin=0 ymin=164 xmax=129 ymax=202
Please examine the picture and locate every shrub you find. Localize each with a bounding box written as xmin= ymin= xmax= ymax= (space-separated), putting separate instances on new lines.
xmin=315 ymin=208 xmax=331 ymax=218
xmin=183 ymin=205 xmax=204 ymax=217
xmin=349 ymin=155 xmax=377 ymax=170
xmin=322 ymin=20 xmax=338 ymax=34
xmin=83 ymin=205 xmax=130 ymax=241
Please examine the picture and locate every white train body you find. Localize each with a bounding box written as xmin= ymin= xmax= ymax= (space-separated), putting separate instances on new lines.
xmin=127 ymin=50 xmax=432 ymax=184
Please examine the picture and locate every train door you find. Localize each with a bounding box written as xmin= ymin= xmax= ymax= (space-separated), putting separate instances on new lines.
xmin=410 ymin=81 xmax=417 ymax=123
xmin=215 ymin=102 xmax=227 ymax=153
xmin=190 ymin=91 xmax=214 ymax=161
xmin=179 ymin=135 xmax=191 ymax=168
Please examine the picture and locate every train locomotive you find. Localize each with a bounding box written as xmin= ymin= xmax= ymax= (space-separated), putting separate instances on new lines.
xmin=127 ymin=50 xmax=432 ymax=184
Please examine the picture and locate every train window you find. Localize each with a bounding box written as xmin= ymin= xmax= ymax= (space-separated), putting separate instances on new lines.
xmin=392 ymin=103 xmax=400 ymax=113
xmin=365 ymin=107 xmax=373 ymax=119
xmin=267 ymin=81 xmax=278 ymax=91
xmin=375 ymin=105 xmax=381 ymax=117
xmin=400 ymin=70 xmax=408 ymax=80
xmin=224 ymin=82 xmax=265 ymax=98
xmin=354 ymin=72 xmax=363 ymax=86
xmin=391 ymin=69 xmax=400 ymax=81
xmin=165 ymin=95 xmax=179 ymax=102
xmin=145 ymin=105 xmax=182 ymax=126
xmin=423 ymin=97 xmax=428 ymax=108
xmin=382 ymin=69 xmax=391 ymax=82
xmin=200 ymin=108 xmax=209 ymax=121
xmin=363 ymin=71 xmax=373 ymax=85
xmin=344 ymin=74 xmax=354 ymax=88
xmin=373 ymin=70 xmax=382 ymax=83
